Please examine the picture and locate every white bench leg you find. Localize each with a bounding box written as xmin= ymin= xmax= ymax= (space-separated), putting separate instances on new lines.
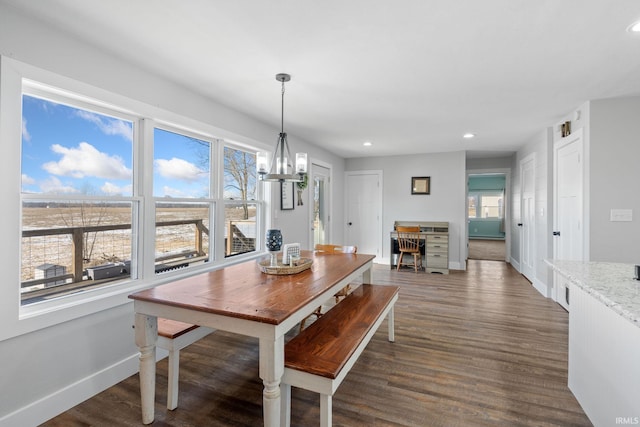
xmin=167 ymin=348 xmax=180 ymax=410
xmin=388 ymin=306 xmax=395 ymax=342
xmin=280 ymin=383 xmax=291 ymax=427
xmin=320 ymin=394 xmax=332 ymax=427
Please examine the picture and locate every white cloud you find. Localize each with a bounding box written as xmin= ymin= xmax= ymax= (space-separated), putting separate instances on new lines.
xmin=155 ymin=158 xmax=206 ymax=182
xmin=75 ymin=110 xmax=133 ymax=142
xmin=22 ymin=118 xmax=31 ymax=142
xmin=40 ymin=176 xmax=79 ymax=194
xmin=21 ymin=174 xmax=36 ymax=185
xmin=43 ymin=142 xmax=131 ymax=180
xmin=101 ymin=181 xmax=132 ymax=195
xmin=161 ymin=186 xmax=190 ymax=198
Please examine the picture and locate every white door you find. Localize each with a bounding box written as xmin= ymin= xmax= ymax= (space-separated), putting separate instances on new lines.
xmin=310 ymin=164 xmax=330 ymax=248
xmin=519 ymin=154 xmax=536 ymax=282
xmin=345 ymin=171 xmax=382 ymax=257
xmin=553 ymin=130 xmax=584 ymax=310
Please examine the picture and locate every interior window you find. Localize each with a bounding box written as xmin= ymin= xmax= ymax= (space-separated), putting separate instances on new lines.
xmin=468 ymin=192 xmax=503 ymax=219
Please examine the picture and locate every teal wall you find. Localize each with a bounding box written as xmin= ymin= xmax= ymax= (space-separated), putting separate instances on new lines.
xmin=469 ymin=219 xmax=504 ymax=239
xmin=468 ymin=175 xmax=505 ymax=240
xmin=468 ymin=175 xmax=505 ymax=191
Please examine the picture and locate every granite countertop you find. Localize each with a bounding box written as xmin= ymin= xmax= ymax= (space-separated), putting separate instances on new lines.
xmin=546 ymin=259 xmax=640 ymax=327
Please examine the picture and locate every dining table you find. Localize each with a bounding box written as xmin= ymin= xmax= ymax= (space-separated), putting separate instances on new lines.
xmin=129 ymin=250 xmax=375 ymax=426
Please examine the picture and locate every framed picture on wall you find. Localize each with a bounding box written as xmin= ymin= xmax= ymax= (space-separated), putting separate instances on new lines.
xmin=411 ymin=176 xmax=430 ymax=195
xmin=281 ymin=182 xmax=295 ymax=210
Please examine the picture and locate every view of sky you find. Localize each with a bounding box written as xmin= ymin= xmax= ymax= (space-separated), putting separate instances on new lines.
xmin=21 ymin=95 xmax=211 ymax=198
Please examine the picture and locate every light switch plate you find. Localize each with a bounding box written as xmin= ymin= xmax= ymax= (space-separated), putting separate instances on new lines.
xmin=610 ymin=209 xmax=633 ymax=222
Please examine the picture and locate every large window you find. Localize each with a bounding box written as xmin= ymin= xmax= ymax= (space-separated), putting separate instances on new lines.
xmin=21 ymin=93 xmax=136 ymax=305
xmin=223 ymin=146 xmax=257 ymax=257
xmin=153 ymin=128 xmax=212 ymax=273
xmin=17 ymin=82 xmax=264 ymax=308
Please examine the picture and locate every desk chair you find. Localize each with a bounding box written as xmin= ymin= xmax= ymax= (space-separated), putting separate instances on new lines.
xmin=300 ymin=244 xmax=358 ymax=331
xmin=396 ymin=226 xmax=422 ymax=272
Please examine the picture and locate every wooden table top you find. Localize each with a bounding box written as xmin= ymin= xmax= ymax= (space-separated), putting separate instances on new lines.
xmin=129 ymin=251 xmax=375 ymax=325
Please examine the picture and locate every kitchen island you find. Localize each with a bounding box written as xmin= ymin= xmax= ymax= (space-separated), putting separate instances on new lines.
xmin=546 ymin=260 xmax=640 ymax=427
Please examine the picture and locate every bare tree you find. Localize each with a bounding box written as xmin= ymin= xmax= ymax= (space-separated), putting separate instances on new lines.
xmin=54 ymin=184 xmax=109 ymax=264
xmin=224 ymin=147 xmax=256 ymax=219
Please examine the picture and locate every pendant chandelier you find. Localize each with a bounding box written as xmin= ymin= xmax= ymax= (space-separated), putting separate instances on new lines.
xmin=256 ymin=73 xmax=307 ymax=182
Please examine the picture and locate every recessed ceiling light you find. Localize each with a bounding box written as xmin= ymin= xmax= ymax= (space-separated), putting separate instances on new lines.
xmin=363 ymin=141 xmax=372 ymax=146
xmin=463 ymin=133 xmax=475 ymax=139
xmin=627 ymin=20 xmax=640 ymax=33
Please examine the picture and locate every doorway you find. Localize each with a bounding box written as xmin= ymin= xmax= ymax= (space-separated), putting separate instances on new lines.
xmin=309 ymin=163 xmax=331 ymax=249
xmin=553 ymin=129 xmax=584 ymax=310
xmin=519 ymin=154 xmax=536 ymax=281
xmin=345 ymin=170 xmax=382 ymax=257
xmin=467 ymin=171 xmax=509 ymax=262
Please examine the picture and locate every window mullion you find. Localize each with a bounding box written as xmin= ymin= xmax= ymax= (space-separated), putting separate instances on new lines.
xmin=213 ymin=139 xmax=226 ymax=262
xmin=139 ymin=118 xmax=156 ymax=280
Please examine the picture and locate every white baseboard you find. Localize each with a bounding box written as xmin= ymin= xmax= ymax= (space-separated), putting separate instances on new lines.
xmin=0 ymin=353 xmax=140 ymax=427
xmin=449 ymin=261 xmax=464 ymax=271
xmin=532 ymin=277 xmax=550 ymax=298
xmin=510 ymin=257 xmax=520 ymax=272
xmin=375 ymin=257 xmax=390 ymax=266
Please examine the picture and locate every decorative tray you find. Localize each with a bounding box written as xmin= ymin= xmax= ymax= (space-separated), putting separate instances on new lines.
xmin=258 ymin=257 xmax=313 ymax=275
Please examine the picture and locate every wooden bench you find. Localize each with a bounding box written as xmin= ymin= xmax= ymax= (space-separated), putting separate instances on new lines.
xmin=156 ymin=318 xmax=215 ymax=410
xmin=281 ymin=283 xmax=399 ymax=427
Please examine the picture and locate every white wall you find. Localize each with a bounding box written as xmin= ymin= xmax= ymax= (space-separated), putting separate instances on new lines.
xmin=345 ymin=151 xmax=467 ymax=270
xmin=589 ymin=96 xmax=640 ymax=262
xmin=544 ymin=95 xmax=640 ymax=264
xmin=511 ymin=95 xmax=640 ymax=299
xmin=0 ymin=4 xmax=341 ymax=425
xmin=466 ymin=155 xmax=513 ymax=170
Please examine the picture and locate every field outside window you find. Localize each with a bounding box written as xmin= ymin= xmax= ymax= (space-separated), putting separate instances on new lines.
xmin=153 ymin=128 xmax=213 ymax=272
xmin=21 ymin=94 xmax=135 ymax=305
xmin=19 ymin=84 xmax=265 ymax=308
xmin=224 ymin=146 xmax=258 ymax=257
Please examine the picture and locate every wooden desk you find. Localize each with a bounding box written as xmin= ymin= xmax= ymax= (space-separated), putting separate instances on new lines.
xmin=390 ymin=221 xmax=449 ymax=273
xmin=129 ymin=250 xmax=374 ymax=426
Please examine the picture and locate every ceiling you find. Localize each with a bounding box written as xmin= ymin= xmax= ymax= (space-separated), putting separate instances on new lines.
xmin=5 ymin=0 xmax=640 ymax=159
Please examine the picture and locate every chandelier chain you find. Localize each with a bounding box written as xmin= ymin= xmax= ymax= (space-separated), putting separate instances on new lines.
xmin=281 ymin=79 xmax=285 ymax=134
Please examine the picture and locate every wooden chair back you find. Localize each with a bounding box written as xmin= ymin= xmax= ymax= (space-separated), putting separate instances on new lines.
xmin=396 ymin=226 xmax=421 ymax=253
xmin=315 ymin=244 xmax=357 ymax=254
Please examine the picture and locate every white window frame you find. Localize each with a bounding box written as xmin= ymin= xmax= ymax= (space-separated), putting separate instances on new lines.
xmin=468 ymin=190 xmax=504 ymax=220
xmin=0 ymin=56 xmax=267 ymax=341
xmin=221 ymin=142 xmax=262 ymax=259
xmin=152 ymin=123 xmax=217 ymax=271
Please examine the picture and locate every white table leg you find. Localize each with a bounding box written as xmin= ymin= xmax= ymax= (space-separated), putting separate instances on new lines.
xmin=135 ymin=313 xmax=157 ymax=424
xmin=259 ymin=335 xmax=284 ymax=427
xmin=388 ymin=306 xmax=395 ymax=342
xmin=363 ymin=265 xmax=372 ymax=284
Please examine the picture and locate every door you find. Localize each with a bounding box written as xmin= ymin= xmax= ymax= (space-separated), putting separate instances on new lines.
xmin=310 ymin=164 xmax=330 ymax=248
xmin=345 ymin=171 xmax=382 ymax=257
xmin=519 ymin=154 xmax=536 ymax=282
xmin=553 ymin=130 xmax=584 ymax=310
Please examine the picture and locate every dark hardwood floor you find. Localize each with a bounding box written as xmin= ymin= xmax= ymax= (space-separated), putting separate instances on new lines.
xmin=41 ymin=260 xmax=591 ymax=427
